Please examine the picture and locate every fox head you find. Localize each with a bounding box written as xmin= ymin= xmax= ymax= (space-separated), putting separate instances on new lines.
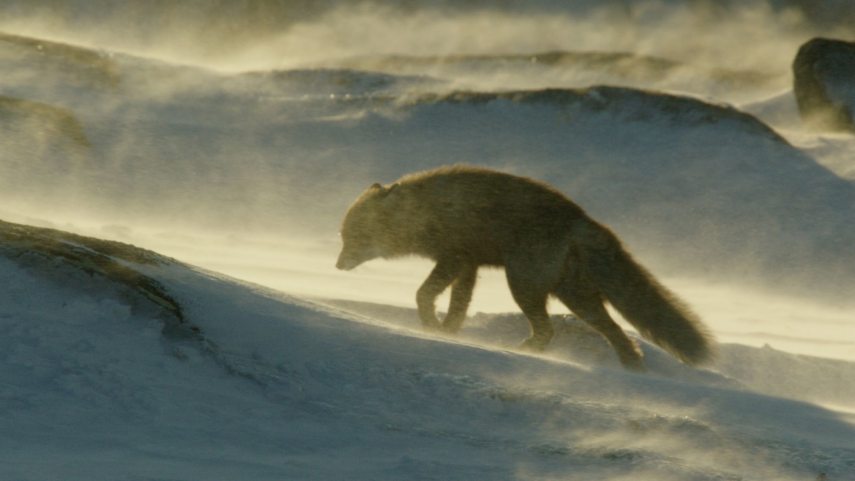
xmin=336 ymin=182 xmax=398 ymax=270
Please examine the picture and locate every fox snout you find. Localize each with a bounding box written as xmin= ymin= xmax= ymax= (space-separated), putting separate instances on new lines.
xmin=335 ymin=256 xmax=355 ymax=271
xmin=337 ymin=243 xmax=382 ymax=270
xmin=335 ymin=249 xmax=362 ymax=271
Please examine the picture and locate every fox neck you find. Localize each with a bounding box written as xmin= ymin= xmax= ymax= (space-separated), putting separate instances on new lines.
xmin=381 ymin=203 xmax=437 ymax=260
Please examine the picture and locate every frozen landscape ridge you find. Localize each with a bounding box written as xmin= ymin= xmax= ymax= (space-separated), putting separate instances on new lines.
xmin=1 ymin=1 xmax=854 ymax=479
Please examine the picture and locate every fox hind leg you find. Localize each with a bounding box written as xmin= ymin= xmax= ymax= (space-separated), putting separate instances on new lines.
xmin=513 ymin=293 xmax=554 ymax=352
xmin=553 ymin=266 xmax=644 ymax=370
xmin=505 ymin=265 xmax=555 ymax=351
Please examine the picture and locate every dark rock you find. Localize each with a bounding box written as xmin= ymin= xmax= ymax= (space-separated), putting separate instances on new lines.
xmin=793 ymin=37 xmax=855 ymax=133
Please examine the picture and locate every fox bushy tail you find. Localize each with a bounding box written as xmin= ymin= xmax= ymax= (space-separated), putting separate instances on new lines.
xmin=577 ymin=224 xmax=715 ymax=365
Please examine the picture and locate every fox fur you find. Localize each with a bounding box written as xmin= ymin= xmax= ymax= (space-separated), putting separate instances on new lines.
xmin=336 ymin=165 xmax=714 ymax=369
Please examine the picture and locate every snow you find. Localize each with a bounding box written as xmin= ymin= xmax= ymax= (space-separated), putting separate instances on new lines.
xmin=1 ymin=231 xmax=854 ymax=480
xmin=1 ymin=1 xmax=854 ymax=479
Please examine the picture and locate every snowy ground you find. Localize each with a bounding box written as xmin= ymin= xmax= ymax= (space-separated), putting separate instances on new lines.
xmin=1 ymin=224 xmax=854 ymax=480
xmin=1 ymin=1 xmax=854 ymax=479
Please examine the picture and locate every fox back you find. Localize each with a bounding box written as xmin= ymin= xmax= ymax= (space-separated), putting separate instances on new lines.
xmin=337 ymin=165 xmax=587 ymax=269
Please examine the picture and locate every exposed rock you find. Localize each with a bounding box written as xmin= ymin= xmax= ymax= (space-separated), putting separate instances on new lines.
xmin=793 ymin=37 xmax=855 ymax=133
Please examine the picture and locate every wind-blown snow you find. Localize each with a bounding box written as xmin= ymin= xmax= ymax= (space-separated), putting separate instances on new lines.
xmin=1 ymin=227 xmax=853 ymax=480
xmin=2 ymin=42 xmax=853 ymax=299
xmin=1 ymin=1 xmax=854 ymax=479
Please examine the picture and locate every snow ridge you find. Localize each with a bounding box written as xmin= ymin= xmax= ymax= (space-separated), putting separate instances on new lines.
xmin=1 ymin=222 xmax=854 ymax=480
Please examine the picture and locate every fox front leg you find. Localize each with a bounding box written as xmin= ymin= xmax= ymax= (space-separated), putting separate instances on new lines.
xmin=416 ymin=260 xmax=461 ymax=330
xmin=441 ymin=264 xmax=477 ymax=333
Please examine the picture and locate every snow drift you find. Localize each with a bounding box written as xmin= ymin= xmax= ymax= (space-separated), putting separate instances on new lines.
xmin=1 ymin=219 xmax=854 ymax=480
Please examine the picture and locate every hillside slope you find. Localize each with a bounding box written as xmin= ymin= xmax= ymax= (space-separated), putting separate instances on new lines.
xmin=1 ymin=220 xmax=853 ymax=480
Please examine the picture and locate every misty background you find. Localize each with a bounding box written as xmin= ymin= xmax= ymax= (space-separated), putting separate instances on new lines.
xmin=1 ymin=0 xmax=854 ymax=358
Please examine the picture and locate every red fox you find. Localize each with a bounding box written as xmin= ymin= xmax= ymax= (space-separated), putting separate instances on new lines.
xmin=336 ymin=165 xmax=714 ymax=370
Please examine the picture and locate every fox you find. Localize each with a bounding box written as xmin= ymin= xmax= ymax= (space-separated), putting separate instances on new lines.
xmin=336 ymin=165 xmax=714 ymax=370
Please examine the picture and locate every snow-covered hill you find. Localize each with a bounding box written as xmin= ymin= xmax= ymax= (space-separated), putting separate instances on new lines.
xmin=2 ymin=2 xmax=855 ymax=479
xmin=1 ymin=221 xmax=853 ymax=480
xmin=2 ymin=29 xmax=854 ymax=302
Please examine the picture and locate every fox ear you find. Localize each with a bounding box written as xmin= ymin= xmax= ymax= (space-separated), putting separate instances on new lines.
xmin=370 ymin=182 xmax=399 ymax=198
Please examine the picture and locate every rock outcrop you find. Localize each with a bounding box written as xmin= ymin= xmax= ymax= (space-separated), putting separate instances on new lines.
xmin=793 ymin=37 xmax=855 ymax=133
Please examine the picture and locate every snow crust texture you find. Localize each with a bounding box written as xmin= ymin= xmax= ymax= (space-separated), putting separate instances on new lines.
xmin=1 ymin=223 xmax=854 ymax=480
